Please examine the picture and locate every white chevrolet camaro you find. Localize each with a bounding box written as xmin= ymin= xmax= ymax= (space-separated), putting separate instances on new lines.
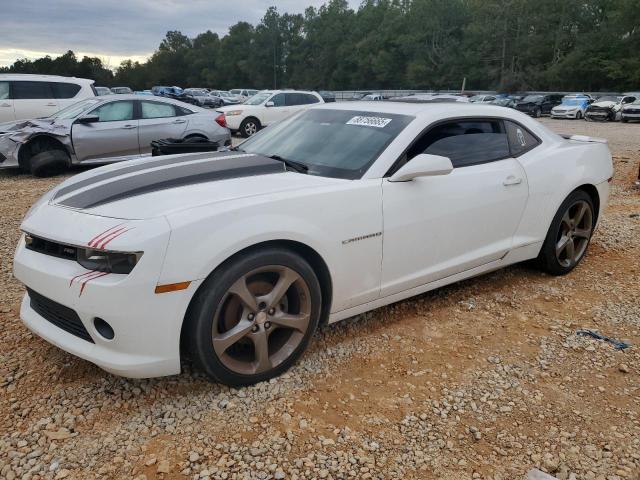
xmin=14 ymin=102 xmax=613 ymax=386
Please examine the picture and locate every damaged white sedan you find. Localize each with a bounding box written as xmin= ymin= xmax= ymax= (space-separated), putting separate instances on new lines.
xmin=14 ymin=102 xmax=612 ymax=386
xmin=0 ymin=95 xmax=230 ymax=176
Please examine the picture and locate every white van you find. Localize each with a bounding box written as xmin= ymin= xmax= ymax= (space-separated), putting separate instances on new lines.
xmin=0 ymin=74 xmax=96 ymax=122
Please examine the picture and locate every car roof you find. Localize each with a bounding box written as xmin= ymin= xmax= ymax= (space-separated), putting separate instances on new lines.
xmin=313 ymin=100 xmax=539 ymax=120
xmin=0 ymin=73 xmax=93 ymax=84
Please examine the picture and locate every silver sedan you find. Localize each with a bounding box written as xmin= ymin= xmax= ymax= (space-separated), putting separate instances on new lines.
xmin=0 ymin=95 xmax=231 ymax=176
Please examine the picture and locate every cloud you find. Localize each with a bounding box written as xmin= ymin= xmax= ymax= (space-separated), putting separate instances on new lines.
xmin=0 ymin=0 xmax=358 ymax=67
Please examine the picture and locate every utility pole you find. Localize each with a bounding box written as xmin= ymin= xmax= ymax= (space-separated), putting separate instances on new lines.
xmin=461 ymin=77 xmax=466 ymax=94
xmin=273 ymin=44 xmax=277 ymax=89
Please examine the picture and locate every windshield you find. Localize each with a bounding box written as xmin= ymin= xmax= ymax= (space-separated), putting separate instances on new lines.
xmin=469 ymin=95 xmax=484 ymax=101
xmin=561 ymin=99 xmax=583 ymax=106
xmin=49 ymin=98 xmax=101 ymax=119
xmin=230 ymin=89 xmax=241 ymax=95
xmin=597 ymin=96 xmax=621 ymax=103
xmin=244 ymin=92 xmax=272 ymax=105
xmin=237 ymin=109 xmax=414 ymax=179
xmin=522 ymin=95 xmax=543 ymax=102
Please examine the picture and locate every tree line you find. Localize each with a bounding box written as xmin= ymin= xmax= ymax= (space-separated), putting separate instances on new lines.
xmin=2 ymin=0 xmax=639 ymax=92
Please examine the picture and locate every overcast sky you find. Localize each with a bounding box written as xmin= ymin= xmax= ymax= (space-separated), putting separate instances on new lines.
xmin=0 ymin=0 xmax=359 ymax=68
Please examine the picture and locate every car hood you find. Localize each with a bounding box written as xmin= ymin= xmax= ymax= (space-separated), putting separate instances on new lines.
xmin=47 ymin=151 xmax=344 ymax=220
xmin=0 ymin=117 xmax=72 ymax=136
xmin=590 ymin=101 xmax=617 ymax=108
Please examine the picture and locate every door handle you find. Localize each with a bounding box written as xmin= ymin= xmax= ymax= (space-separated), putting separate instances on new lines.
xmin=46 ymin=102 xmax=57 ymax=106
xmin=0 ymin=103 xmax=11 ymax=107
xmin=503 ymin=175 xmax=523 ymax=186
xmin=121 ymin=124 xmax=137 ymax=129
xmin=172 ymin=119 xmax=187 ymax=124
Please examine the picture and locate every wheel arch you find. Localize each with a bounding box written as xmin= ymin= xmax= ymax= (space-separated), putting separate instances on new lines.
xmin=179 ymin=239 xmax=333 ymax=357
xmin=573 ymin=183 xmax=600 ymax=224
xmin=18 ymin=134 xmax=72 ymax=170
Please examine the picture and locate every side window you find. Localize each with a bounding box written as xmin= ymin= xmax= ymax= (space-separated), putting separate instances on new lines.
xmin=176 ymin=105 xmax=194 ymax=116
xmin=0 ymin=81 xmax=9 ymax=100
xmin=90 ymin=101 xmax=134 ymax=122
xmin=51 ymin=82 xmax=81 ymax=99
xmin=505 ymin=120 xmax=540 ymax=156
xmin=302 ymin=93 xmax=320 ymax=105
xmin=408 ymin=119 xmax=510 ymax=168
xmin=271 ymin=93 xmax=285 ymax=107
xmin=285 ymin=93 xmax=302 ymax=106
xmin=141 ymin=101 xmax=176 ymax=119
xmin=11 ymin=81 xmax=53 ymax=99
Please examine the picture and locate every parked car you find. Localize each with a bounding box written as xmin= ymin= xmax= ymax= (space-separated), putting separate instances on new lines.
xmin=361 ymin=93 xmax=385 ymax=101
xmin=152 ymin=86 xmax=183 ymax=97
xmin=0 ymin=74 xmax=96 ymax=122
xmin=183 ymin=89 xmax=223 ymax=108
xmin=13 ymin=102 xmax=612 ymax=386
xmin=318 ymin=91 xmax=336 ymax=103
xmin=469 ymin=94 xmax=497 ymax=103
xmin=94 ymin=87 xmax=113 ymax=96
xmin=392 ymin=93 xmax=469 ymax=103
xmin=218 ymin=90 xmax=324 ymax=137
xmin=210 ymin=90 xmax=242 ymax=105
xmin=585 ymin=95 xmax=637 ymax=121
xmin=134 ymin=90 xmax=154 ymax=96
xmin=111 ymin=87 xmax=133 ymax=95
xmin=514 ymin=94 xmax=563 ymax=117
xmin=229 ymin=89 xmax=259 ymax=101
xmin=550 ymin=95 xmax=591 ymax=120
xmin=621 ymin=98 xmax=640 ymax=123
xmin=0 ymin=95 xmax=230 ymax=176
xmin=490 ymin=97 xmax=516 ymax=108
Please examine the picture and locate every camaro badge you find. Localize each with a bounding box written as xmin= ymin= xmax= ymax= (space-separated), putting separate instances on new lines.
xmin=342 ymin=232 xmax=382 ymax=245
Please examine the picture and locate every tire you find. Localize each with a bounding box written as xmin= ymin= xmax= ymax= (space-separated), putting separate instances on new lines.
xmin=534 ymin=107 xmax=541 ymax=118
xmin=621 ymin=117 xmax=628 ymax=123
xmin=537 ymin=190 xmax=595 ymax=276
xmin=576 ymin=111 xmax=583 ymax=120
xmin=239 ymin=118 xmax=260 ymax=138
xmin=185 ymin=247 xmax=322 ymax=386
xmin=29 ymin=150 xmax=71 ymax=177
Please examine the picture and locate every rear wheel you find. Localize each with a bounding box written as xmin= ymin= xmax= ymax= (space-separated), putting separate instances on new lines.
xmin=537 ymin=190 xmax=595 ymax=275
xmin=186 ymin=248 xmax=322 ymax=386
xmin=533 ymin=107 xmax=542 ymax=118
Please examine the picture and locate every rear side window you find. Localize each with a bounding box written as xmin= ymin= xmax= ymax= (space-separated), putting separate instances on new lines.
xmin=12 ymin=81 xmax=53 ymax=99
xmin=505 ymin=120 xmax=540 ymax=156
xmin=409 ymin=119 xmax=510 ymax=168
xmin=141 ymin=101 xmax=176 ymax=119
xmin=271 ymin=93 xmax=285 ymax=107
xmin=0 ymin=82 xmax=8 ymax=99
xmin=51 ymin=82 xmax=81 ymax=99
xmin=286 ymin=93 xmax=320 ymax=106
xmin=91 ymin=101 xmax=134 ymax=122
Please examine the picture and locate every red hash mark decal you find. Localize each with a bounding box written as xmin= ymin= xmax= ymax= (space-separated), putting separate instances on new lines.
xmin=78 ymin=271 xmax=110 ymax=297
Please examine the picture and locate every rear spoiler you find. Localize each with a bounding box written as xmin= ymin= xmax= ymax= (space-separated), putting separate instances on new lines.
xmin=560 ymin=133 xmax=608 ymax=144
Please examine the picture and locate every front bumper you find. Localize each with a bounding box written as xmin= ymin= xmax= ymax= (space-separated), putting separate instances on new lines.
xmin=13 ymin=205 xmax=196 ymax=378
xmin=550 ymin=110 xmax=580 ymax=119
xmin=0 ymin=135 xmax=20 ymax=168
xmin=621 ymin=112 xmax=640 ymax=119
xmin=585 ymin=110 xmax=614 ymax=121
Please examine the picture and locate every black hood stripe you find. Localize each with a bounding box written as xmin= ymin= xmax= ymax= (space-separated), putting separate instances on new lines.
xmin=56 ymin=155 xmax=285 ymax=209
xmin=54 ymin=151 xmax=248 ymax=200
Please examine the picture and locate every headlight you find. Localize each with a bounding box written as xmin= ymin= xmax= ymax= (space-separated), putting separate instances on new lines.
xmin=225 ymin=110 xmax=243 ymax=116
xmin=77 ymin=248 xmax=143 ymax=274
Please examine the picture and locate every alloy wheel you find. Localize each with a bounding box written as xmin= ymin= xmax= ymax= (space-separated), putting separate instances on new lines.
xmin=211 ymin=265 xmax=311 ymax=375
xmin=244 ymin=122 xmax=257 ymax=136
xmin=555 ymin=200 xmax=593 ymax=268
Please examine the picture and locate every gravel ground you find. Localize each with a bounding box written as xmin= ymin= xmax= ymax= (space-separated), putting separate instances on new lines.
xmin=1 ymin=118 xmax=639 ymax=480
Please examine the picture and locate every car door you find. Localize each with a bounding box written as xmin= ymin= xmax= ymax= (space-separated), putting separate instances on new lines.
xmin=262 ymin=93 xmax=289 ymax=126
xmin=11 ymin=81 xmax=59 ymax=120
xmin=137 ymin=100 xmax=189 ymax=153
xmin=72 ymin=100 xmax=139 ymax=161
xmin=381 ymin=118 xmax=529 ymax=297
xmin=0 ymin=81 xmax=14 ymax=122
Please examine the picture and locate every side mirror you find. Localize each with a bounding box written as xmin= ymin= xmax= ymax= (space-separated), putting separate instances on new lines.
xmin=389 ymin=154 xmax=453 ymax=182
xmin=265 ymin=101 xmax=275 ymax=107
xmin=76 ymin=115 xmax=99 ymax=124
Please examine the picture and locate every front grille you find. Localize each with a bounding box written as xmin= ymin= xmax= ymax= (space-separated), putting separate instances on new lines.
xmin=588 ymin=107 xmax=610 ymax=113
xmin=25 ymin=235 xmax=77 ymax=261
xmin=624 ymin=109 xmax=640 ymax=114
xmin=27 ymin=288 xmax=94 ymax=343
xmin=554 ymin=109 xmax=566 ymax=114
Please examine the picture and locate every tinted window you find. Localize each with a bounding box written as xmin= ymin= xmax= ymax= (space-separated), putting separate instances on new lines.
xmin=11 ymin=81 xmax=53 ymax=99
xmin=51 ymin=82 xmax=81 ymax=99
xmin=0 ymin=82 xmax=8 ymax=100
xmin=505 ymin=121 xmax=540 ymax=156
xmin=91 ymin=101 xmax=134 ymax=122
xmin=409 ymin=120 xmax=509 ymax=168
xmin=285 ymin=93 xmax=300 ymax=106
xmin=141 ymin=101 xmax=176 ymax=119
xmin=271 ymin=93 xmax=285 ymax=107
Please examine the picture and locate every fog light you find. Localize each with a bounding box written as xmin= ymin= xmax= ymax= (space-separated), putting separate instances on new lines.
xmin=94 ymin=318 xmax=114 ymax=340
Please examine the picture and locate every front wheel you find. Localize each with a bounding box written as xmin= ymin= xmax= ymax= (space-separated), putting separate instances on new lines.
xmin=537 ymin=190 xmax=595 ymax=275
xmin=185 ymin=248 xmax=322 ymax=386
xmin=239 ymin=118 xmax=261 ymax=138
xmin=575 ymin=111 xmax=583 ymax=120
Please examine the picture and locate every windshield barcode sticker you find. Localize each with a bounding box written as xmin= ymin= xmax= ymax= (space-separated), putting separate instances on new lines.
xmin=346 ymin=116 xmax=392 ymax=128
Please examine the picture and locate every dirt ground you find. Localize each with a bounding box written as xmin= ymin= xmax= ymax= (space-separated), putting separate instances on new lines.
xmin=0 ymin=118 xmax=638 ymax=480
